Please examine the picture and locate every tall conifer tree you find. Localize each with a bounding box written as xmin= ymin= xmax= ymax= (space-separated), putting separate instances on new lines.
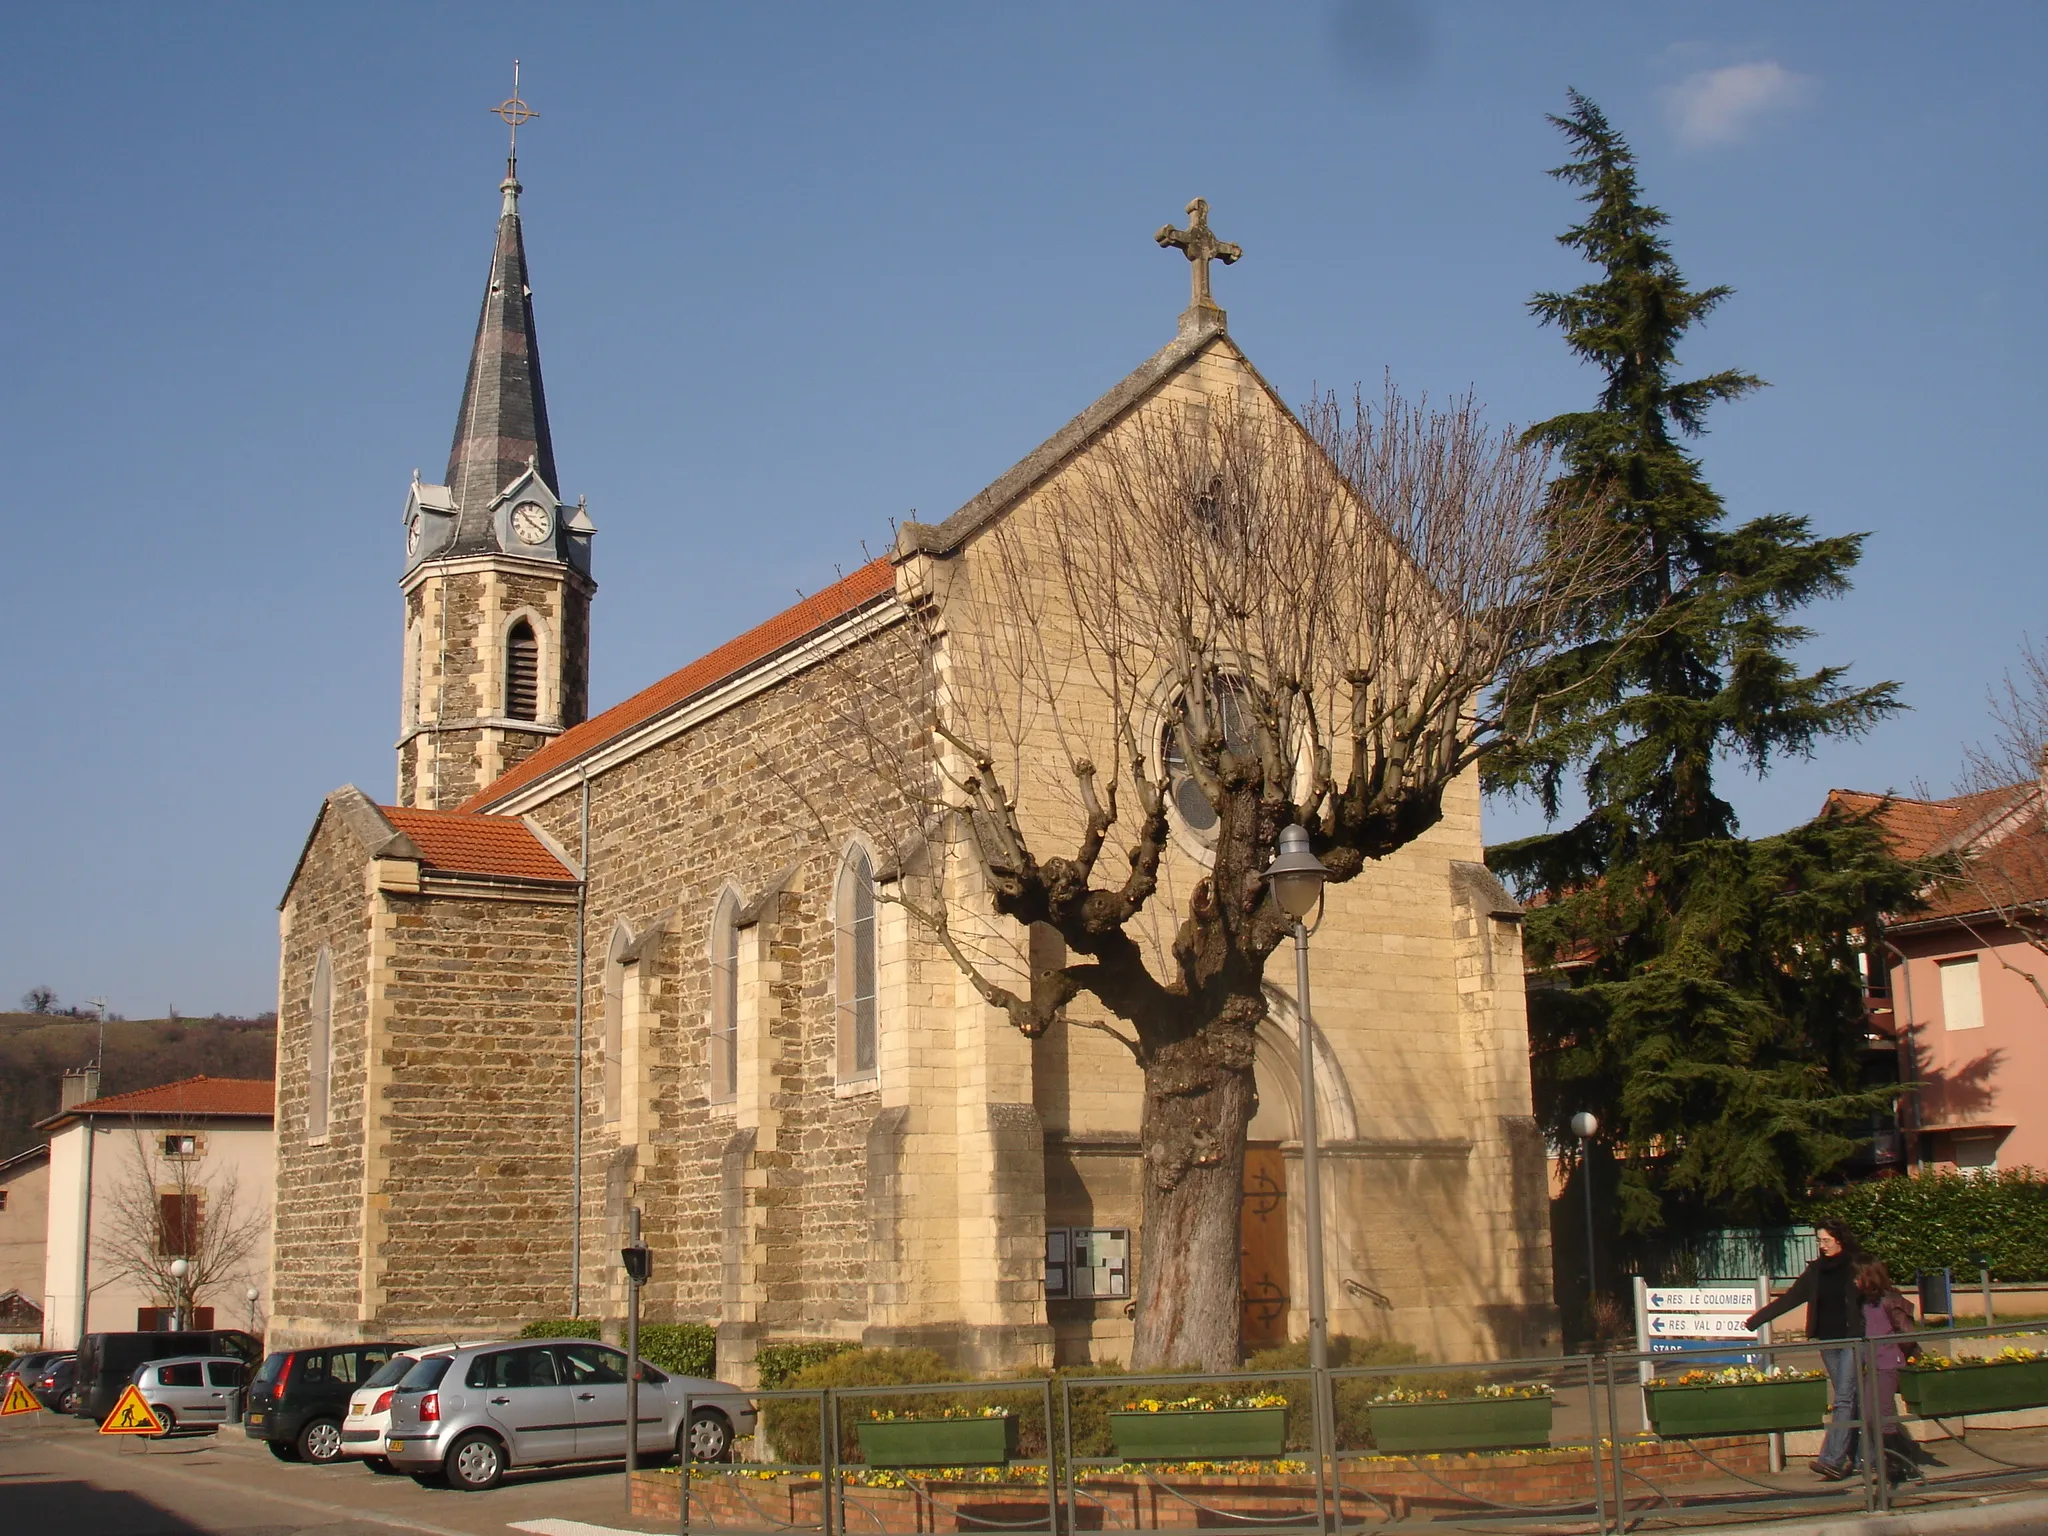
xmin=1487 ymin=92 xmax=1920 ymax=1238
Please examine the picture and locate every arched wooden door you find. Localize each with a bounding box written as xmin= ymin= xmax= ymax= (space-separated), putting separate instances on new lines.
xmin=1240 ymin=1144 xmax=1291 ymax=1351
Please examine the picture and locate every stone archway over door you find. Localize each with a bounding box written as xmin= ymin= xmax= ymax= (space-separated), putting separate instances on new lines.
xmin=1240 ymin=1145 xmax=1289 ymax=1351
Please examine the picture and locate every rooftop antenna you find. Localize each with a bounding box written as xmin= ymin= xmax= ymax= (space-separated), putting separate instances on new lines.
xmin=491 ymin=59 xmax=540 ymax=182
xmin=90 ymin=997 xmax=108 ymax=1067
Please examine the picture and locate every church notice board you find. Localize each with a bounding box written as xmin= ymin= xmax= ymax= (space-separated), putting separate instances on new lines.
xmin=1632 ymin=1277 xmax=1770 ymax=1383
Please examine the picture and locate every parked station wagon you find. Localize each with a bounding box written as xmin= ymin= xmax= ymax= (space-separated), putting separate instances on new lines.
xmin=132 ymin=1356 xmax=247 ymax=1432
xmin=383 ymin=1338 xmax=755 ymax=1491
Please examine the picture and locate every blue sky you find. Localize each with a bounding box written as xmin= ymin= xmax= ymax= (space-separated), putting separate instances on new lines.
xmin=2 ymin=4 xmax=2042 ymax=1016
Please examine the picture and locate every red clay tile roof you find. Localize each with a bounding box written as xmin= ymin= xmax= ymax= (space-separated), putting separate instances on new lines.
xmin=380 ymin=806 xmax=576 ymax=883
xmin=1826 ymin=784 xmax=2034 ymax=860
xmin=42 ymin=1076 xmax=274 ymax=1128
xmin=1828 ymin=783 xmax=2048 ymax=926
xmin=460 ymin=559 xmax=898 ymax=812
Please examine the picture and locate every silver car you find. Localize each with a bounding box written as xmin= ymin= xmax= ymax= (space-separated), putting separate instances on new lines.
xmin=131 ymin=1355 xmax=248 ymax=1432
xmin=383 ymin=1337 xmax=755 ymax=1491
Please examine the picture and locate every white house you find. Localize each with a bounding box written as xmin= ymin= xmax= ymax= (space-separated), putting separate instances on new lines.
xmin=38 ymin=1076 xmax=275 ymax=1348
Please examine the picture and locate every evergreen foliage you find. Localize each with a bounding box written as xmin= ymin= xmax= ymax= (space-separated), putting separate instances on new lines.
xmin=1800 ymin=1170 xmax=2048 ymax=1283
xmin=1486 ymin=92 xmax=1918 ymax=1236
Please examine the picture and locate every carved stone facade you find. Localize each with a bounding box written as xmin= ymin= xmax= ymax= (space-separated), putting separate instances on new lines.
xmin=270 ymin=179 xmax=1556 ymax=1369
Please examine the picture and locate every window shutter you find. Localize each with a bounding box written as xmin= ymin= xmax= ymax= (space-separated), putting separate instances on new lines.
xmin=506 ymin=621 xmax=540 ymax=721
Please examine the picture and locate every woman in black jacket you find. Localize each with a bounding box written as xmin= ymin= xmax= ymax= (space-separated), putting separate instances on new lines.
xmin=1746 ymin=1220 xmax=1864 ymax=1478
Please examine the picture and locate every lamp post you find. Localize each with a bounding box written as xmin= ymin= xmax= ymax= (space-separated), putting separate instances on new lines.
xmin=245 ymin=1285 xmax=261 ymax=1337
xmin=1265 ymin=824 xmax=1329 ymax=1525
xmin=621 ymin=1207 xmax=652 ymax=1499
xmin=1570 ymin=1112 xmax=1599 ymax=1337
xmin=169 ymin=1258 xmax=190 ymax=1333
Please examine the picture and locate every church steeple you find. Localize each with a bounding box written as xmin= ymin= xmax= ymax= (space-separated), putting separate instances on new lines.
xmin=443 ymin=164 xmax=560 ymax=551
xmin=395 ymin=75 xmax=594 ymax=812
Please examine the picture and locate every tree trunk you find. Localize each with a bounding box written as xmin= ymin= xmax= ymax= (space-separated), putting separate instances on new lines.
xmin=1130 ymin=1006 xmax=1260 ymax=1370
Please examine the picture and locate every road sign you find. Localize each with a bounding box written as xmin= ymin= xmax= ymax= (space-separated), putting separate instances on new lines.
xmin=1642 ymin=1286 xmax=1757 ymax=1313
xmin=1 ymin=1377 xmax=41 ymax=1415
xmin=1646 ymin=1311 xmax=1761 ymax=1339
xmin=100 ymin=1384 xmax=165 ymax=1435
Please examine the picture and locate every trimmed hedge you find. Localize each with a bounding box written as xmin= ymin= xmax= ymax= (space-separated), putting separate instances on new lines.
xmin=517 ymin=1318 xmax=717 ymax=1378
xmin=1799 ymin=1169 xmax=2048 ymax=1281
xmin=520 ymin=1318 xmax=604 ymax=1340
xmin=756 ymin=1339 xmax=859 ymax=1390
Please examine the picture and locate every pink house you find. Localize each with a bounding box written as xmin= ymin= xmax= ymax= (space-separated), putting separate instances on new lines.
xmin=1829 ymin=772 xmax=2048 ymax=1174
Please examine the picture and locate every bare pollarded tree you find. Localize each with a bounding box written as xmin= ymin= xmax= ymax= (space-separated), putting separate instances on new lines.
xmin=98 ymin=1125 xmax=269 ymax=1326
xmin=1953 ymin=636 xmax=2048 ymax=1007
xmin=812 ymin=385 xmax=1632 ymax=1369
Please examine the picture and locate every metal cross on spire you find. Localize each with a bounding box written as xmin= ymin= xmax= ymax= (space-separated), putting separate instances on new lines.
xmin=1156 ymin=198 xmax=1242 ymax=321
xmin=491 ymin=59 xmax=540 ymax=180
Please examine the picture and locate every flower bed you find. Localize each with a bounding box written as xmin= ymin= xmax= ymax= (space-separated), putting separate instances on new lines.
xmin=1365 ymin=1384 xmax=1553 ymax=1454
xmin=1900 ymin=1347 xmax=2048 ymax=1417
xmin=856 ymin=1408 xmax=1019 ymax=1468
xmin=1644 ymin=1365 xmax=1828 ymax=1438
xmin=1107 ymin=1394 xmax=1290 ymax=1461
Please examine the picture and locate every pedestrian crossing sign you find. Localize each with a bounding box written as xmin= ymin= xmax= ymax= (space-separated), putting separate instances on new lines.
xmin=1 ymin=1377 xmax=41 ymax=1415
xmin=100 ymin=1384 xmax=165 ymax=1435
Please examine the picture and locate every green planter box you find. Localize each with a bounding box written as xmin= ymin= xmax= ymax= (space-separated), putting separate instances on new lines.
xmin=855 ymin=1415 xmax=1019 ymax=1468
xmin=1107 ymin=1407 xmax=1289 ymax=1461
xmin=1367 ymin=1396 xmax=1554 ymax=1454
xmin=1644 ymin=1379 xmax=1828 ymax=1438
xmin=1900 ymin=1360 xmax=2048 ymax=1418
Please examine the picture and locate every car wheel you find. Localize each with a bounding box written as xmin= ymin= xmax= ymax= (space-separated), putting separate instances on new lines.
xmin=267 ymin=1439 xmax=301 ymax=1461
xmin=149 ymin=1405 xmax=176 ymax=1436
xmin=444 ymin=1431 xmax=505 ymax=1492
xmin=365 ymin=1455 xmax=401 ymax=1475
xmin=683 ymin=1408 xmax=733 ymax=1464
xmin=298 ymin=1417 xmax=346 ymax=1465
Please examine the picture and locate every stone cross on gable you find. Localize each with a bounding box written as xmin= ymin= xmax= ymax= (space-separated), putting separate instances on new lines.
xmin=1155 ymin=197 xmax=1242 ymax=316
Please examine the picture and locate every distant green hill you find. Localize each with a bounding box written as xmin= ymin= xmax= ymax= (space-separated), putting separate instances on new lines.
xmin=0 ymin=1013 xmax=276 ymax=1159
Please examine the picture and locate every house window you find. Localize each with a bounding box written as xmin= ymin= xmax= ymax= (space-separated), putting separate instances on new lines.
xmin=158 ymin=1192 xmax=201 ymax=1257
xmin=1938 ymin=956 xmax=1984 ymax=1031
xmin=834 ymin=845 xmax=878 ymax=1080
xmin=506 ymin=619 xmax=540 ymax=721
xmin=708 ymin=890 xmax=740 ymax=1103
xmin=308 ymin=946 xmax=334 ymax=1138
xmin=1953 ymin=1133 xmax=2000 ymax=1175
xmin=162 ymin=1134 xmax=197 ymax=1158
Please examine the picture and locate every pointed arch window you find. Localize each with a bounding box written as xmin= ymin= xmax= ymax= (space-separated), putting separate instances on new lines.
xmin=307 ymin=947 xmax=334 ymax=1138
xmin=506 ymin=619 xmax=540 ymax=721
xmin=708 ymin=890 xmax=740 ymax=1103
xmin=602 ymin=923 xmax=631 ymax=1124
xmin=834 ymin=846 xmax=879 ymax=1081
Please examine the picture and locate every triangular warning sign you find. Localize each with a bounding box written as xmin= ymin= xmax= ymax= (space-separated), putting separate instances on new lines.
xmin=1 ymin=1376 xmax=42 ymax=1415
xmin=100 ymin=1383 xmax=165 ymax=1435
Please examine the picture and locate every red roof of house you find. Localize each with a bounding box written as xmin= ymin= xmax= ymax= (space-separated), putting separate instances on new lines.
xmin=1828 ymin=783 xmax=2048 ymax=926
xmin=40 ymin=1076 xmax=274 ymax=1129
xmin=460 ymin=559 xmax=897 ymax=811
xmin=380 ymin=806 xmax=576 ymax=883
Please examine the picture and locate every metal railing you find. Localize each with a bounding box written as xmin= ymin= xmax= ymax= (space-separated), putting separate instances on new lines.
xmin=674 ymin=1324 xmax=2048 ymax=1534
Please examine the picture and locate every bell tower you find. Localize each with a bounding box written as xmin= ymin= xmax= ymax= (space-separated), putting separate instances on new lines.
xmin=397 ymin=88 xmax=594 ymax=810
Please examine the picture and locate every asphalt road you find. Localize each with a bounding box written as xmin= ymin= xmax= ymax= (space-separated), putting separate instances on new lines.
xmin=0 ymin=1409 xmax=672 ymax=1536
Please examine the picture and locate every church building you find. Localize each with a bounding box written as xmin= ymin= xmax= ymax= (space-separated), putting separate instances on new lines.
xmin=270 ymin=150 xmax=1557 ymax=1374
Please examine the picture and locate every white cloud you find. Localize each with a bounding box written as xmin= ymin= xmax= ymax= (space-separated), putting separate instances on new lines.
xmin=1664 ymin=60 xmax=1813 ymax=147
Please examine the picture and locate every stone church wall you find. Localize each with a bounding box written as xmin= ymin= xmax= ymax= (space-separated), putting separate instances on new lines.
xmin=270 ymin=812 xmax=375 ymax=1343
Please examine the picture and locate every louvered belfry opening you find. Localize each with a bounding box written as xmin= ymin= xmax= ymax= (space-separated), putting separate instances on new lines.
xmin=506 ymin=620 xmax=540 ymax=721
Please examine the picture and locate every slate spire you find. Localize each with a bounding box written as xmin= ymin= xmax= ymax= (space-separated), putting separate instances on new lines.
xmin=444 ymin=166 xmax=559 ymax=551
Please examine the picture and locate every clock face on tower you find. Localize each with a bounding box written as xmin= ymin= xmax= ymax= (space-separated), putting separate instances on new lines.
xmin=511 ymin=501 xmax=552 ymax=545
xmin=406 ymin=518 xmax=421 ymax=556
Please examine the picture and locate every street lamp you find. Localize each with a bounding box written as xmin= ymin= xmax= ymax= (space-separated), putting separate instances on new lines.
xmin=621 ymin=1207 xmax=652 ymax=1496
xmin=1265 ymin=825 xmax=1329 ymax=1524
xmin=169 ymin=1258 xmax=190 ymax=1333
xmin=245 ymin=1285 xmax=261 ymax=1336
xmin=1570 ymin=1112 xmax=1599 ymax=1338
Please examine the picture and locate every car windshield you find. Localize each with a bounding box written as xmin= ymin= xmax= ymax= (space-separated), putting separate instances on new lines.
xmin=363 ymin=1354 xmax=417 ymax=1390
xmin=398 ymin=1355 xmax=452 ymax=1390
xmin=251 ymin=1352 xmax=287 ymax=1388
